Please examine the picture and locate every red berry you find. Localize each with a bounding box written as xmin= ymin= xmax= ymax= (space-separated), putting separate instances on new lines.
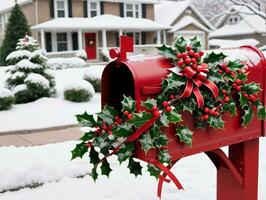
xmin=230 ymin=71 xmax=236 ymax=77
xmin=225 ymin=67 xmax=231 ymax=74
xmin=236 ymin=86 xmax=242 ymax=91
xmin=197 ymin=65 xmax=204 ymax=72
xmin=203 ymin=114 xmax=209 ymax=120
xmin=214 ymin=111 xmax=219 ymax=116
xmin=182 ymin=53 xmax=188 ymax=59
xmin=177 ymin=60 xmax=183 ymax=67
xmin=199 ymin=51 xmax=204 ymax=56
xmin=152 ymin=106 xmax=158 ymax=111
xmin=224 ymin=96 xmax=230 ymax=103
xmin=153 ymin=110 xmax=160 ymax=117
xmin=221 ymin=64 xmax=227 ymax=69
xmin=177 ymin=53 xmax=182 ymax=59
xmin=222 ymin=89 xmax=227 ymax=94
xmin=249 ymin=94 xmax=256 ymax=102
xmin=232 ymin=83 xmax=237 ymax=88
xmin=188 ymin=50 xmax=195 ymax=57
xmin=243 ymin=93 xmax=249 ymax=98
xmin=102 ymin=125 xmax=107 ymax=131
xmin=123 ymin=110 xmax=129 ymax=115
xmin=235 ymin=79 xmax=242 ymax=85
xmin=86 ymin=142 xmax=93 ymax=148
xmin=191 ymin=58 xmax=197 ymax=63
xmin=185 ymin=58 xmax=191 ymax=64
xmin=115 ymin=116 xmax=120 ymax=121
xmin=192 ymin=63 xmax=198 ymax=69
xmin=194 ymin=53 xmax=200 ymax=59
xmin=166 ymin=106 xmax=172 ymax=112
xmin=210 ymin=110 xmax=215 ymax=115
xmin=170 ymin=95 xmax=175 ymax=100
xmin=162 ymin=101 xmax=169 ymax=107
xmin=108 ymin=131 xmax=112 ymax=135
xmin=218 ymin=69 xmax=223 ymax=74
xmin=186 ymin=45 xmax=192 ymax=51
xmin=127 ymin=113 xmax=133 ymax=119
xmin=204 ymin=107 xmax=210 ymax=113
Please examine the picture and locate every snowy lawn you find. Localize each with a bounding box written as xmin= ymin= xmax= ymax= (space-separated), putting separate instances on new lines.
xmin=0 ymin=138 xmax=265 ymax=200
xmin=0 ymin=66 xmax=104 ymax=133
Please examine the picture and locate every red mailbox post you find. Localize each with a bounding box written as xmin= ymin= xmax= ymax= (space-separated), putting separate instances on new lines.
xmin=101 ymin=37 xmax=266 ymax=200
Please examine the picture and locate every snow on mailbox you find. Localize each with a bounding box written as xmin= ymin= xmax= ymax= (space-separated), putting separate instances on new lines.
xmin=72 ymin=36 xmax=266 ymax=200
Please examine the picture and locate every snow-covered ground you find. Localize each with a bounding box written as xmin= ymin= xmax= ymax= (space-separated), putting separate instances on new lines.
xmin=0 ymin=138 xmax=265 ymax=200
xmin=0 ymin=66 xmax=104 ymax=133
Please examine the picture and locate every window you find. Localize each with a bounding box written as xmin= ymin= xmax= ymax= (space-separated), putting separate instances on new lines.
xmin=88 ymin=0 xmax=100 ymax=17
xmin=55 ymin=0 xmax=68 ymax=18
xmin=45 ymin=32 xmax=52 ymax=52
xmin=125 ymin=32 xmax=141 ymax=45
xmin=228 ymin=15 xmax=240 ymax=25
xmin=56 ymin=33 xmax=68 ymax=51
xmin=124 ymin=3 xmax=141 ymax=18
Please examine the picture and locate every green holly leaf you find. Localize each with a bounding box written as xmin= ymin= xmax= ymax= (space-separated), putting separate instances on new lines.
xmin=208 ymin=115 xmax=224 ymax=129
xmin=237 ymin=73 xmax=247 ymax=82
xmin=174 ymin=36 xmax=187 ymax=53
xmin=122 ymin=95 xmax=136 ymax=113
xmin=257 ymin=105 xmax=266 ymax=120
xmin=129 ymin=112 xmax=153 ymax=128
xmin=141 ymin=98 xmax=157 ymax=110
xmin=182 ymin=99 xmax=197 ymax=113
xmin=147 ymin=164 xmax=161 ymax=179
xmin=242 ymin=82 xmax=261 ymax=94
xmin=158 ymin=150 xmax=171 ymax=164
xmin=162 ymin=73 xmax=186 ymax=94
xmin=128 ymin=157 xmax=142 ymax=177
xmin=153 ymin=134 xmax=168 ymax=148
xmin=89 ymin=146 xmax=100 ymax=165
xmin=242 ymin=106 xmax=253 ymax=126
xmin=203 ymin=52 xmax=226 ymax=63
xmin=239 ymin=92 xmax=248 ymax=108
xmin=117 ymin=143 xmax=134 ymax=164
xmin=222 ymin=102 xmax=237 ymax=115
xmin=80 ymin=131 xmax=95 ymax=141
xmin=160 ymin=108 xmax=182 ymax=127
xmin=101 ymin=159 xmax=112 ymax=177
xmin=112 ymin=124 xmax=133 ymax=137
xmin=76 ymin=112 xmax=97 ymax=127
xmin=91 ymin=166 xmax=98 ymax=182
xmin=139 ymin=133 xmax=154 ymax=153
xmin=176 ymin=126 xmax=193 ymax=146
xmin=227 ymin=61 xmax=244 ymax=71
xmin=157 ymin=44 xmax=176 ymax=60
xmin=71 ymin=142 xmax=88 ymax=160
xmin=98 ymin=105 xmax=118 ymax=125
xmin=190 ymin=37 xmax=201 ymax=52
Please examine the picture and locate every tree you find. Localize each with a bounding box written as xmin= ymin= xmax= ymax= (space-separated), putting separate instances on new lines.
xmin=5 ymin=34 xmax=56 ymax=104
xmin=0 ymin=3 xmax=31 ymax=66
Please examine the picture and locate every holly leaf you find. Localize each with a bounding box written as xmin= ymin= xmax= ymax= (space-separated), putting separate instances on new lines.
xmin=112 ymin=124 xmax=133 ymax=137
xmin=162 ymin=73 xmax=186 ymax=94
xmin=153 ymin=134 xmax=168 ymax=148
xmin=176 ymin=126 xmax=193 ymax=146
xmin=239 ymin=92 xmax=248 ymax=108
xmin=147 ymin=164 xmax=161 ymax=179
xmin=227 ymin=61 xmax=244 ymax=71
xmin=80 ymin=131 xmax=95 ymax=141
xmin=101 ymin=159 xmax=112 ymax=177
xmin=71 ymin=142 xmax=88 ymax=160
xmin=76 ymin=112 xmax=97 ymax=127
xmin=139 ymin=133 xmax=154 ymax=153
xmin=190 ymin=37 xmax=201 ymax=52
xmin=158 ymin=150 xmax=171 ymax=164
xmin=160 ymin=108 xmax=182 ymax=127
xmin=122 ymin=95 xmax=136 ymax=113
xmin=237 ymin=73 xmax=247 ymax=82
xmin=141 ymin=98 xmax=157 ymax=110
xmin=222 ymin=102 xmax=237 ymax=115
xmin=128 ymin=157 xmax=142 ymax=177
xmin=91 ymin=166 xmax=98 ymax=182
xmin=174 ymin=36 xmax=187 ymax=53
xmin=98 ymin=105 xmax=118 ymax=125
xmin=257 ymin=105 xmax=266 ymax=120
xmin=208 ymin=115 xmax=224 ymax=129
xmin=203 ymin=52 xmax=226 ymax=63
xmin=182 ymin=99 xmax=196 ymax=113
xmin=242 ymin=106 xmax=253 ymax=126
xmin=157 ymin=44 xmax=176 ymax=60
xmin=117 ymin=143 xmax=134 ymax=164
xmin=129 ymin=112 xmax=153 ymax=128
xmin=89 ymin=146 xmax=100 ymax=165
xmin=242 ymin=82 xmax=261 ymax=94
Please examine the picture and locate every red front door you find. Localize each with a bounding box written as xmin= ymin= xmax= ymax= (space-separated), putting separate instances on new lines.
xmin=85 ymin=33 xmax=97 ymax=60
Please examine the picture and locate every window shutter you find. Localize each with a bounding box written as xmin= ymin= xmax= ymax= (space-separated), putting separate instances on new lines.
xmin=49 ymin=0 xmax=55 ymax=18
xmin=72 ymin=32 xmax=78 ymax=50
xmin=68 ymin=0 xmax=72 ymax=17
xmin=142 ymin=4 xmax=147 ymax=18
xmin=141 ymin=32 xmax=146 ymax=45
xmin=119 ymin=3 xmax=124 ymax=17
xmin=100 ymin=2 xmax=104 ymax=15
xmin=45 ymin=32 xmax=52 ymax=52
xmin=83 ymin=0 xmax=88 ymax=17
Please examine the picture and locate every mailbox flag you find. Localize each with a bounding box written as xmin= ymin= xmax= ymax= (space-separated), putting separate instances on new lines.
xmin=120 ymin=36 xmax=134 ymax=61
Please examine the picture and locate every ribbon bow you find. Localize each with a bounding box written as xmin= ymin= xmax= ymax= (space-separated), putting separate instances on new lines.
xmin=178 ymin=63 xmax=219 ymax=108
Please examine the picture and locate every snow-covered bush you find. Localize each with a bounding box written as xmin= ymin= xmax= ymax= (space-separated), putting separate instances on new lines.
xmin=64 ymin=80 xmax=95 ymax=102
xmin=5 ymin=34 xmax=55 ymax=103
xmin=46 ymin=57 xmax=87 ymax=70
xmin=0 ymin=88 xmax=14 ymax=111
xmin=83 ymin=65 xmax=105 ymax=93
xmin=100 ymin=48 xmax=112 ymax=62
xmin=76 ymin=50 xmax=87 ymax=61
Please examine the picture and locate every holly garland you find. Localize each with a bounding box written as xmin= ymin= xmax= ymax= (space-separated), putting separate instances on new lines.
xmin=71 ymin=36 xmax=266 ymax=181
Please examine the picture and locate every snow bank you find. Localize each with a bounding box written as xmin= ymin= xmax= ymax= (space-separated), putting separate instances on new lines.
xmin=6 ymin=50 xmax=31 ymax=61
xmin=0 ymin=88 xmax=13 ymax=98
xmin=64 ymin=80 xmax=95 ymax=95
xmin=209 ymin=39 xmax=260 ymax=48
xmin=25 ymin=73 xmax=50 ymax=88
xmin=83 ymin=65 xmax=105 ymax=80
xmin=75 ymin=51 xmax=87 ymax=60
xmin=47 ymin=58 xmax=87 ymax=70
xmin=15 ymin=59 xmax=43 ymax=70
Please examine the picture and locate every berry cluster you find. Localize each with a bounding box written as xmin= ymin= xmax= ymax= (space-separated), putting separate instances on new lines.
xmin=242 ymin=92 xmax=257 ymax=102
xmin=222 ymin=89 xmax=230 ymax=103
xmin=232 ymin=79 xmax=242 ymax=91
xmin=162 ymin=101 xmax=172 ymax=112
xmin=151 ymin=106 xmax=160 ymax=117
xmin=200 ymin=107 xmax=219 ymax=121
xmin=176 ymin=45 xmax=204 ymax=71
xmin=218 ymin=63 xmax=235 ymax=77
xmin=95 ymin=122 xmax=114 ymax=135
xmin=123 ymin=110 xmax=133 ymax=120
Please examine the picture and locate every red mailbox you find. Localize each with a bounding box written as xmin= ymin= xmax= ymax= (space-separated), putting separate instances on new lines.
xmin=101 ymin=37 xmax=266 ymax=200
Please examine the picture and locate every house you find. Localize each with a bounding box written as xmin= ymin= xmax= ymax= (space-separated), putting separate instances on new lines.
xmin=209 ymin=5 xmax=266 ymax=48
xmin=155 ymin=0 xmax=215 ymax=49
xmin=0 ymin=0 xmax=170 ymax=60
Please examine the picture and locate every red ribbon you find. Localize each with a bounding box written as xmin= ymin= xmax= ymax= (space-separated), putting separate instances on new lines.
xmin=178 ymin=64 xmax=218 ymax=108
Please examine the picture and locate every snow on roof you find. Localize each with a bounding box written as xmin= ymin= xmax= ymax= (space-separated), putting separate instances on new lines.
xmin=155 ymin=0 xmax=214 ymax=30
xmin=0 ymin=0 xmax=32 ymax=14
xmin=169 ymin=15 xmax=210 ymax=33
xmin=211 ymin=5 xmax=266 ymax=37
xmin=209 ymin=38 xmax=260 ymax=48
xmin=32 ymin=14 xmax=170 ymax=31
xmin=102 ymin=0 xmax=160 ymax=3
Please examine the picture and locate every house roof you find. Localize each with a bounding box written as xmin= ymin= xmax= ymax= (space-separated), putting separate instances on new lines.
xmin=0 ymin=0 xmax=32 ymax=14
xmin=32 ymin=14 xmax=170 ymax=31
xmin=155 ymin=0 xmax=215 ymax=30
xmin=210 ymin=5 xmax=266 ymax=38
xmin=168 ymin=15 xmax=210 ymax=33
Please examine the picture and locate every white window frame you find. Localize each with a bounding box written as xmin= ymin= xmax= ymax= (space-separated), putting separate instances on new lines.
xmin=87 ymin=0 xmax=100 ymax=18
xmin=54 ymin=0 xmax=69 ymax=18
xmin=124 ymin=3 xmax=142 ymax=18
xmin=56 ymin=32 xmax=68 ymax=52
xmin=124 ymin=31 xmax=142 ymax=45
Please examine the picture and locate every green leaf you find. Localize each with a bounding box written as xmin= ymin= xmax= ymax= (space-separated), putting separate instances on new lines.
xmin=128 ymin=157 xmax=142 ymax=177
xmin=139 ymin=133 xmax=154 ymax=153
xmin=147 ymin=164 xmax=161 ymax=179
xmin=242 ymin=82 xmax=261 ymax=94
xmin=242 ymin=106 xmax=253 ymax=126
xmin=257 ymin=105 xmax=266 ymax=120
xmin=160 ymin=108 xmax=182 ymax=127
xmin=153 ymin=134 xmax=168 ymax=148
xmin=101 ymin=159 xmax=112 ymax=177
xmin=91 ymin=166 xmax=98 ymax=182
xmin=98 ymin=105 xmax=118 ymax=125
xmin=176 ymin=126 xmax=193 ymax=146
xmin=112 ymin=124 xmax=133 ymax=137
xmin=203 ymin=52 xmax=226 ymax=63
xmin=141 ymin=98 xmax=157 ymax=110
xmin=162 ymin=73 xmax=186 ymax=94
xmin=157 ymin=44 xmax=176 ymax=60
xmin=158 ymin=150 xmax=171 ymax=164
xmin=129 ymin=112 xmax=153 ymax=128
xmin=121 ymin=95 xmax=136 ymax=113
xmin=117 ymin=143 xmax=134 ymax=164
xmin=227 ymin=61 xmax=244 ymax=71
xmin=80 ymin=131 xmax=95 ymax=141
xmin=208 ymin=115 xmax=224 ymax=129
xmin=222 ymin=102 xmax=237 ymax=115
xmin=89 ymin=146 xmax=100 ymax=165
xmin=71 ymin=142 xmax=88 ymax=160
xmin=239 ymin=92 xmax=248 ymax=108
xmin=190 ymin=37 xmax=201 ymax=52
xmin=174 ymin=36 xmax=187 ymax=53
xmin=76 ymin=112 xmax=97 ymax=127
xmin=182 ymin=99 xmax=197 ymax=113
